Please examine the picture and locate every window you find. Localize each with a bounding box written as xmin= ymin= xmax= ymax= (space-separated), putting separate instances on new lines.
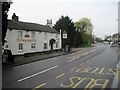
xmin=31 ymin=43 xmax=36 ymax=50
xmin=56 ymin=42 xmax=58 ymax=48
xmin=31 ymin=32 xmax=35 ymax=38
xmin=44 ymin=32 xmax=47 ymax=40
xmin=6 ymin=45 xmax=8 ymax=48
xmin=56 ymin=34 xmax=58 ymax=39
xmin=18 ymin=43 xmax=23 ymax=51
xmin=44 ymin=43 xmax=47 ymax=49
xmin=18 ymin=31 xmax=23 ymax=38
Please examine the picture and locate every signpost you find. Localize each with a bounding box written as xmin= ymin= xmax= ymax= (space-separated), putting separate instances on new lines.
xmin=63 ymin=31 xmax=67 ymax=39
xmin=62 ymin=30 xmax=70 ymax=52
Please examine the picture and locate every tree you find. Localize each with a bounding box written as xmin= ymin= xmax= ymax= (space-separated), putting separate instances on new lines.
xmin=74 ymin=18 xmax=93 ymax=46
xmin=2 ymin=1 xmax=12 ymax=46
xmin=73 ymin=31 xmax=82 ymax=47
xmin=53 ymin=16 xmax=76 ymax=48
xmin=95 ymin=37 xmax=103 ymax=42
xmin=82 ymin=33 xmax=92 ymax=45
xmin=75 ymin=18 xmax=93 ymax=33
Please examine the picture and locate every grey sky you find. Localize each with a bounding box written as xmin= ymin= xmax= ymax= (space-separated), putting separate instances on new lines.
xmin=8 ymin=0 xmax=119 ymax=39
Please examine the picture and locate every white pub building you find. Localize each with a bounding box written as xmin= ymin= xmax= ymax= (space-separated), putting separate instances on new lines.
xmin=4 ymin=13 xmax=62 ymax=55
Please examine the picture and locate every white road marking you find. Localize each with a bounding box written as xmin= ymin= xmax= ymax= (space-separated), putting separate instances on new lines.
xmin=67 ymin=59 xmax=76 ymax=62
xmin=18 ymin=65 xmax=58 ymax=82
xmin=72 ymin=50 xmax=84 ymax=55
xmin=79 ymin=50 xmax=84 ymax=52
xmin=67 ymin=57 xmax=79 ymax=62
xmin=90 ymin=50 xmax=96 ymax=53
xmin=83 ymin=52 xmax=89 ymax=56
xmin=76 ymin=57 xmax=79 ymax=59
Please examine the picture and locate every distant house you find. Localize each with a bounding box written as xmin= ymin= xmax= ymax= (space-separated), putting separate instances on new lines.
xmin=111 ymin=33 xmax=119 ymax=43
xmin=4 ymin=13 xmax=62 ymax=55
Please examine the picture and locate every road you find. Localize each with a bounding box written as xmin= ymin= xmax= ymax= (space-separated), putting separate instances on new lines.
xmin=3 ymin=44 xmax=118 ymax=89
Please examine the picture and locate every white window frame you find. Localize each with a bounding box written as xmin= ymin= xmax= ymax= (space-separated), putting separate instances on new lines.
xmin=56 ymin=42 xmax=58 ymax=48
xmin=56 ymin=34 xmax=58 ymax=39
xmin=18 ymin=43 xmax=23 ymax=51
xmin=31 ymin=43 xmax=36 ymax=50
xmin=44 ymin=43 xmax=47 ymax=49
xmin=18 ymin=31 xmax=23 ymax=38
xmin=6 ymin=45 xmax=8 ymax=48
xmin=44 ymin=32 xmax=47 ymax=40
xmin=31 ymin=31 xmax=35 ymax=38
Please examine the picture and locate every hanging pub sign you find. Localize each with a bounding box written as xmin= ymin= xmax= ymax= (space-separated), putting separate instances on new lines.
xmin=25 ymin=31 xmax=30 ymax=38
xmin=63 ymin=31 xmax=67 ymax=39
xmin=25 ymin=34 xmax=30 ymax=38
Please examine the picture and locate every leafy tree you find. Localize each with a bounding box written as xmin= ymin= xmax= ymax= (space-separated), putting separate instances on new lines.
xmin=75 ymin=18 xmax=93 ymax=33
xmin=2 ymin=1 xmax=12 ymax=46
xmin=53 ymin=16 xmax=76 ymax=48
xmin=95 ymin=37 xmax=103 ymax=42
xmin=74 ymin=18 xmax=93 ymax=46
xmin=82 ymin=33 xmax=92 ymax=45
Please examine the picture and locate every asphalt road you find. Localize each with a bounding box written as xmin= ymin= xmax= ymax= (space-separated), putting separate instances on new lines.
xmin=3 ymin=44 xmax=118 ymax=89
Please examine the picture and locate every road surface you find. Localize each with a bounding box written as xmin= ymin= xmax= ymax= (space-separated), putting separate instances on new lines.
xmin=3 ymin=44 xmax=118 ymax=89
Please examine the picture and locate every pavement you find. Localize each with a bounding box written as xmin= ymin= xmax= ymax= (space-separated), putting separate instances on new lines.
xmin=2 ymin=46 xmax=94 ymax=69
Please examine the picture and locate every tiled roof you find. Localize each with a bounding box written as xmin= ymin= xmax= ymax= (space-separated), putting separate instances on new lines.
xmin=8 ymin=20 xmax=58 ymax=33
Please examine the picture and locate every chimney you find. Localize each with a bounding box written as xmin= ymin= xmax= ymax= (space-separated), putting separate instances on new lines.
xmin=46 ymin=19 xmax=52 ymax=27
xmin=12 ymin=13 xmax=19 ymax=22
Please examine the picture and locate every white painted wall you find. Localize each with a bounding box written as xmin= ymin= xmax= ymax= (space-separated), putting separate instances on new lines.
xmin=4 ymin=29 xmax=61 ymax=55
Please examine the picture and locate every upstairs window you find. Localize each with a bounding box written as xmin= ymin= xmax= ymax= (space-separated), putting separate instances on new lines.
xmin=56 ymin=34 xmax=58 ymax=39
xmin=44 ymin=32 xmax=47 ymax=40
xmin=18 ymin=31 xmax=23 ymax=38
xmin=31 ymin=32 xmax=35 ymax=38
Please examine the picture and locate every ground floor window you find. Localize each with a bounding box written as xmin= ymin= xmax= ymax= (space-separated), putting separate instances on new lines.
xmin=31 ymin=43 xmax=36 ymax=50
xmin=6 ymin=45 xmax=8 ymax=48
xmin=56 ymin=42 xmax=58 ymax=48
xmin=18 ymin=43 xmax=23 ymax=51
xmin=44 ymin=43 xmax=47 ymax=49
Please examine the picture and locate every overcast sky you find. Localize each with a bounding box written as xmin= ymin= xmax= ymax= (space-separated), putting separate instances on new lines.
xmin=8 ymin=0 xmax=119 ymax=39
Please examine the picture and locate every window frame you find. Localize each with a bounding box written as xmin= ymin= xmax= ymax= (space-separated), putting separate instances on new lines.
xmin=44 ymin=32 xmax=47 ymax=40
xmin=18 ymin=31 xmax=23 ymax=38
xmin=56 ymin=42 xmax=58 ymax=48
xmin=31 ymin=43 xmax=36 ymax=50
xmin=44 ymin=43 xmax=47 ymax=49
xmin=31 ymin=31 xmax=35 ymax=38
xmin=18 ymin=43 xmax=23 ymax=51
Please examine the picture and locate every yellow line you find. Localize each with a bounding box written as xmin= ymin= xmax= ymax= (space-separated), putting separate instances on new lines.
xmin=70 ymin=67 xmax=77 ymax=71
xmin=32 ymin=83 xmax=46 ymax=90
xmin=56 ymin=73 xmax=65 ymax=78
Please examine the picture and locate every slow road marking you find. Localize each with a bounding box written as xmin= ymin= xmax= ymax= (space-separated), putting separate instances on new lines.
xmin=18 ymin=65 xmax=58 ymax=82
